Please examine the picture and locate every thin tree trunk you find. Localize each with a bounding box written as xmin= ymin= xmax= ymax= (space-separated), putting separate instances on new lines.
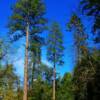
xmin=17 ymin=79 xmax=20 ymax=100
xmin=23 ymin=23 xmax=29 ymax=100
xmin=53 ymin=62 xmax=56 ymax=100
xmin=32 ymin=58 xmax=35 ymax=88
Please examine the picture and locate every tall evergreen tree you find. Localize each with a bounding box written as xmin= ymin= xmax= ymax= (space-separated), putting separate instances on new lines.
xmin=67 ymin=14 xmax=88 ymax=63
xmin=67 ymin=14 xmax=88 ymax=100
xmin=47 ymin=22 xmax=64 ymax=100
xmin=8 ymin=0 xmax=46 ymax=100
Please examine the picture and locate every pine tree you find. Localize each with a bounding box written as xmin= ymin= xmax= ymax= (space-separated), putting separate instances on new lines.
xmin=67 ymin=14 xmax=88 ymax=63
xmin=47 ymin=22 xmax=64 ymax=100
xmin=67 ymin=14 xmax=88 ymax=100
xmin=8 ymin=0 xmax=46 ymax=100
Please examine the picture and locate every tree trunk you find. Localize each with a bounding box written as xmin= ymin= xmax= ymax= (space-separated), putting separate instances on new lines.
xmin=53 ymin=62 xmax=56 ymax=100
xmin=17 ymin=79 xmax=20 ymax=100
xmin=23 ymin=24 xmax=29 ymax=100
xmin=31 ymin=58 xmax=35 ymax=88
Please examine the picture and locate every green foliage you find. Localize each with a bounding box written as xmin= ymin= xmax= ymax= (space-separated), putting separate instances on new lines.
xmin=29 ymin=35 xmax=43 ymax=66
xmin=47 ymin=22 xmax=64 ymax=100
xmin=80 ymin=0 xmax=100 ymax=42
xmin=67 ymin=13 xmax=100 ymax=100
xmin=0 ymin=1 xmax=99 ymax=100
xmin=28 ymin=63 xmax=53 ymax=100
xmin=67 ymin=14 xmax=88 ymax=63
xmin=47 ymin=22 xmax=64 ymax=65
xmin=72 ymin=49 xmax=100 ymax=100
xmin=8 ymin=0 xmax=47 ymax=41
xmin=28 ymin=67 xmax=74 ymax=100
xmin=81 ymin=0 xmax=100 ymax=31
xmin=8 ymin=0 xmax=47 ymax=99
xmin=56 ymin=73 xmax=74 ymax=100
xmin=0 ymin=64 xmax=21 ymax=100
xmin=28 ymin=35 xmax=45 ymax=90
xmin=28 ymin=79 xmax=52 ymax=100
xmin=0 ymin=39 xmax=7 ymax=60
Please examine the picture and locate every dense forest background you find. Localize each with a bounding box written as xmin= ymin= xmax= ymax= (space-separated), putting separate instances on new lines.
xmin=0 ymin=0 xmax=100 ymax=100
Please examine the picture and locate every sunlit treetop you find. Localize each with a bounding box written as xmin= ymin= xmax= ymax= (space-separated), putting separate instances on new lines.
xmin=8 ymin=0 xmax=47 ymax=41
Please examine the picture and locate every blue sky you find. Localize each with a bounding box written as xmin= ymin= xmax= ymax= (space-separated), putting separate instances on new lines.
xmin=0 ymin=0 xmax=93 ymax=79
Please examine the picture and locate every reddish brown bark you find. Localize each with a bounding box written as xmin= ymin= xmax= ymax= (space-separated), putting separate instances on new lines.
xmin=23 ymin=24 xmax=29 ymax=100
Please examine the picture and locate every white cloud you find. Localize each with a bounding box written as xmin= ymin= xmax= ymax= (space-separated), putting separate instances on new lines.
xmin=41 ymin=59 xmax=52 ymax=67
xmin=14 ymin=58 xmax=24 ymax=79
xmin=12 ymin=46 xmax=25 ymax=79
